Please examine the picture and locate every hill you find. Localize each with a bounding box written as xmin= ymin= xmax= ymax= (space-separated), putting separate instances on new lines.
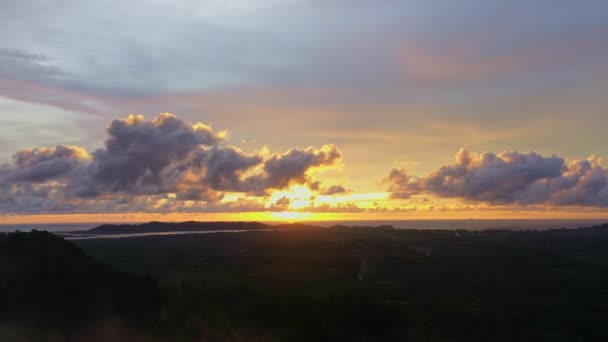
xmin=65 ymin=221 xmax=398 ymax=236
xmin=0 ymin=231 xmax=164 ymax=339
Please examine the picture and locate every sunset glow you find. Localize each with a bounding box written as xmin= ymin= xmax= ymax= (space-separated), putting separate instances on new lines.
xmin=1 ymin=1 xmax=608 ymax=224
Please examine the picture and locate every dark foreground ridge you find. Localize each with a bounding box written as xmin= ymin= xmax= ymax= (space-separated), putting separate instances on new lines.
xmin=3 ymin=223 xmax=608 ymax=341
xmin=0 ymin=230 xmax=165 ymax=340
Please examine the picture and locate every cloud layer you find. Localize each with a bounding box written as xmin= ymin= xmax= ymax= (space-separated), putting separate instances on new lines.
xmin=4 ymin=113 xmax=608 ymax=216
xmin=385 ymin=149 xmax=608 ymax=207
xmin=0 ymin=113 xmax=343 ymax=214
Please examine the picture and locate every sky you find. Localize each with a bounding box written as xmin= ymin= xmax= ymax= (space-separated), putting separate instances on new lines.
xmin=1 ymin=0 xmax=608 ymax=223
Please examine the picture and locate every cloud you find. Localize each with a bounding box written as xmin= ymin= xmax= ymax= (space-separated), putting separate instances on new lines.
xmin=384 ymin=148 xmax=608 ymax=207
xmin=199 ymin=146 xmax=263 ymax=191
xmin=320 ymin=184 xmax=349 ymax=195
xmin=82 ymin=113 xmax=226 ymax=196
xmin=242 ymin=144 xmax=342 ymax=195
xmin=0 ymin=145 xmax=90 ymax=184
xmin=0 ymin=113 xmax=344 ymax=214
xmin=269 ymin=196 xmax=291 ymax=211
xmin=0 ymin=48 xmax=70 ymax=84
xmin=309 ymin=181 xmax=349 ymax=195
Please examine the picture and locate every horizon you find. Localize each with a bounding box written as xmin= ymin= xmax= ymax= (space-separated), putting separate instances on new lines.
xmin=3 ymin=218 xmax=608 ymax=234
xmin=2 ymin=1 xmax=608 ymax=223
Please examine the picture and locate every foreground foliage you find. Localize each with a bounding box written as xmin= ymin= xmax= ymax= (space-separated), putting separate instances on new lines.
xmin=3 ymin=224 xmax=608 ymax=340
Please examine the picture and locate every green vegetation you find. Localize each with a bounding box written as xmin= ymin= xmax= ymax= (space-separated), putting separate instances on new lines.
xmin=3 ymin=225 xmax=608 ymax=340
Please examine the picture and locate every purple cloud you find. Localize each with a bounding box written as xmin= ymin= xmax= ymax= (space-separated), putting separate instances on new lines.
xmin=0 ymin=113 xmax=343 ymax=214
xmin=384 ymin=148 xmax=608 ymax=207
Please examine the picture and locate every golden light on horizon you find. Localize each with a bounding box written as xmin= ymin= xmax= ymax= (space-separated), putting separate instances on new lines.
xmin=268 ymin=185 xmax=314 ymax=210
xmin=3 ymin=208 xmax=608 ymax=226
xmin=269 ymin=211 xmax=314 ymax=221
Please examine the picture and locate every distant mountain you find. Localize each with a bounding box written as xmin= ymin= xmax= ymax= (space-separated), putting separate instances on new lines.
xmin=65 ymin=221 xmax=399 ymax=235
xmin=83 ymin=221 xmax=272 ymax=234
xmin=63 ymin=221 xmax=608 ymax=237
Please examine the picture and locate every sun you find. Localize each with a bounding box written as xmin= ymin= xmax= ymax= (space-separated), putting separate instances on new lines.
xmin=270 ymin=211 xmax=314 ymax=221
xmin=268 ymin=185 xmax=314 ymax=210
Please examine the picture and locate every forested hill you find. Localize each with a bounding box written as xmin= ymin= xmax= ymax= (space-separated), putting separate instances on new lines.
xmin=0 ymin=231 xmax=164 ymax=338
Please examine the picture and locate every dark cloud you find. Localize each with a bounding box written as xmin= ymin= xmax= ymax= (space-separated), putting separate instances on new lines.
xmin=269 ymin=196 xmax=291 ymax=211
xmin=0 ymin=145 xmax=89 ymax=184
xmin=384 ymin=148 xmax=608 ymax=207
xmin=199 ymin=146 xmax=263 ymax=191
xmin=173 ymin=187 xmax=224 ymax=202
xmin=320 ymin=185 xmax=349 ymax=195
xmin=83 ymin=113 xmax=225 ymax=196
xmin=309 ymin=181 xmax=349 ymax=195
xmin=0 ymin=113 xmax=344 ymax=214
xmin=274 ymin=196 xmax=291 ymax=206
xmin=243 ymin=145 xmax=342 ymax=195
